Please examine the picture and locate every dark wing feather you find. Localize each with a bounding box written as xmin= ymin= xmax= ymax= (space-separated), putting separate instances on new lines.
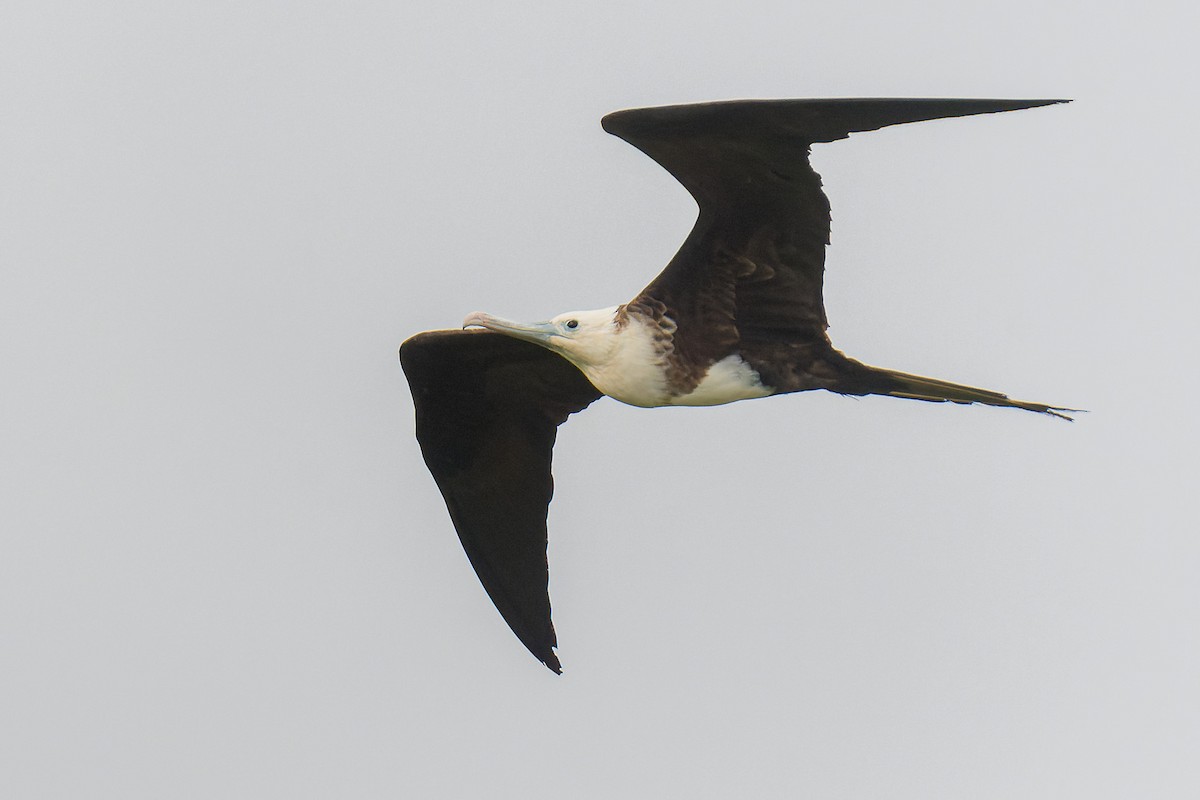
xmin=400 ymin=329 xmax=601 ymax=673
xmin=602 ymin=98 xmax=1068 ymax=371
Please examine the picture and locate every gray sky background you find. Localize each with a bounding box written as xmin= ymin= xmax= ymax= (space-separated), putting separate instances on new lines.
xmin=3 ymin=2 xmax=1197 ymax=797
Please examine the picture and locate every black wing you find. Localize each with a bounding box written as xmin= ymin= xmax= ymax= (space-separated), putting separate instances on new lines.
xmin=602 ymin=98 xmax=1068 ymax=372
xmin=400 ymin=330 xmax=602 ymax=673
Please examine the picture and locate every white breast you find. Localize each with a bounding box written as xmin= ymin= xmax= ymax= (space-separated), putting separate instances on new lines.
xmin=563 ymin=313 xmax=774 ymax=408
xmin=568 ymin=315 xmax=671 ymax=407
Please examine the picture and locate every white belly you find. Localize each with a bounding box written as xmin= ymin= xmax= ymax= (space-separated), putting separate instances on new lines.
xmin=669 ymin=354 xmax=774 ymax=406
xmin=567 ymin=314 xmax=773 ymax=408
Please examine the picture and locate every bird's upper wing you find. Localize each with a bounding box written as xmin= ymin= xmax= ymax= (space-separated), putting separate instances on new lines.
xmin=400 ymin=329 xmax=602 ymax=673
xmin=602 ymin=98 xmax=1067 ymax=369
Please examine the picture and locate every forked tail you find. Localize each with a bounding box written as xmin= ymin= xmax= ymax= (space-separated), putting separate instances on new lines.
xmin=868 ymin=366 xmax=1078 ymax=420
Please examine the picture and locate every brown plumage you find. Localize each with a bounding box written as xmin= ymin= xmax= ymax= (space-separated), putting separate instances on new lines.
xmin=401 ymin=98 xmax=1074 ymax=673
xmin=401 ymin=331 xmax=600 ymax=673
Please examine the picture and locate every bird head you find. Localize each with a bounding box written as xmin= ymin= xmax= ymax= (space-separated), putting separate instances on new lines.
xmin=462 ymin=306 xmax=623 ymax=371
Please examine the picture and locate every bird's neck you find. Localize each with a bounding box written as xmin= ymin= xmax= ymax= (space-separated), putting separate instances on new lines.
xmin=567 ymin=308 xmax=673 ymax=408
xmin=570 ymin=304 xmax=773 ymax=408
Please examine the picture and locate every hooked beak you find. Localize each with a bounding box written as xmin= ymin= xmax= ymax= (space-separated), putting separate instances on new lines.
xmin=462 ymin=311 xmax=558 ymax=345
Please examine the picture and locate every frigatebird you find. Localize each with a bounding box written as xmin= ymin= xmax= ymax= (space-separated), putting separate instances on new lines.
xmin=401 ymin=98 xmax=1072 ymax=673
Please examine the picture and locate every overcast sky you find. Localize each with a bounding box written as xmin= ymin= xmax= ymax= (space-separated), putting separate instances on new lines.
xmin=3 ymin=2 xmax=1198 ymax=798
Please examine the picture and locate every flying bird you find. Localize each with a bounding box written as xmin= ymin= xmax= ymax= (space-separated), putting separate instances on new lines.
xmin=401 ymin=98 xmax=1072 ymax=673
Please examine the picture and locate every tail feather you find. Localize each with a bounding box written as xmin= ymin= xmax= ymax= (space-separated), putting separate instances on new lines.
xmin=869 ymin=367 xmax=1079 ymax=421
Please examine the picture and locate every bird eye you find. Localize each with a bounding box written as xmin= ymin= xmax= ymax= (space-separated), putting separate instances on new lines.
xmin=565 ymin=319 xmax=579 ymax=330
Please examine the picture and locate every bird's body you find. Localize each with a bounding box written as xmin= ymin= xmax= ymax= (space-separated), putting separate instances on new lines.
xmin=670 ymin=354 xmax=774 ymax=407
xmin=464 ymin=305 xmax=778 ymax=407
xmin=401 ymin=97 xmax=1075 ymax=673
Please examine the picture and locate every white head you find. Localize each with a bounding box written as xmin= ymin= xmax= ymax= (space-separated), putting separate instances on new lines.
xmin=462 ymin=306 xmax=623 ymax=370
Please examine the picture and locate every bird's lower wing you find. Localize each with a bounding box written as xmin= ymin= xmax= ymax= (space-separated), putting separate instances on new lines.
xmin=400 ymin=330 xmax=602 ymax=673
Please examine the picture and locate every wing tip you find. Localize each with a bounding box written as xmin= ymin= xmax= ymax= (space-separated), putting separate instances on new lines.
xmin=527 ymin=633 xmax=563 ymax=674
xmin=601 ymin=96 xmax=1072 ymax=143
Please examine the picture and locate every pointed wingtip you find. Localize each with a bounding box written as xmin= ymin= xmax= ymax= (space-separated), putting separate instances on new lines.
xmin=601 ymin=97 xmax=1073 ymax=148
xmin=542 ymin=650 xmax=563 ymax=674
